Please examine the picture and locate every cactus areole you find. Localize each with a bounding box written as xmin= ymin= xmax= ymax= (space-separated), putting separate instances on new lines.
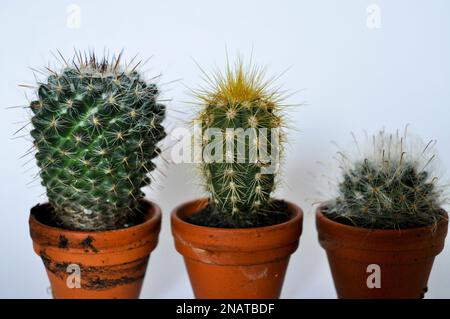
xmin=30 ymin=53 xmax=166 ymax=230
xmin=190 ymin=59 xmax=289 ymax=228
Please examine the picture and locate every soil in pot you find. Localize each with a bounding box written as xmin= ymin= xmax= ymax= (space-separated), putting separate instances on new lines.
xmin=29 ymin=199 xmax=162 ymax=299
xmin=316 ymin=207 xmax=448 ymax=299
xmin=171 ymin=198 xmax=303 ymax=299
xmin=188 ymin=199 xmax=290 ymax=228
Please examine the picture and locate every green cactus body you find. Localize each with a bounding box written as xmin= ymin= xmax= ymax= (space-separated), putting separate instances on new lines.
xmin=30 ymin=55 xmax=166 ymax=230
xmin=324 ymin=130 xmax=445 ymax=229
xmin=194 ymin=61 xmax=286 ymax=227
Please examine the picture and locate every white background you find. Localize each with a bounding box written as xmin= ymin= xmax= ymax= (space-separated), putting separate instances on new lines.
xmin=1 ymin=0 xmax=449 ymax=298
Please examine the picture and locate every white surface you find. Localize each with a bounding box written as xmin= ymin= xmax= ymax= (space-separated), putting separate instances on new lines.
xmin=0 ymin=0 xmax=449 ymax=298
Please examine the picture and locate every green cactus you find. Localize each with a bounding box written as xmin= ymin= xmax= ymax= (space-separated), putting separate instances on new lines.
xmin=323 ymin=129 xmax=446 ymax=229
xmin=191 ymin=59 xmax=288 ymax=228
xmin=29 ymin=52 xmax=166 ymax=230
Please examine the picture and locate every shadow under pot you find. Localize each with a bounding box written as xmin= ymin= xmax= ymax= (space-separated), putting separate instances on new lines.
xmin=316 ymin=206 xmax=448 ymax=299
xmin=29 ymin=199 xmax=162 ymax=299
xmin=171 ymin=198 xmax=303 ymax=299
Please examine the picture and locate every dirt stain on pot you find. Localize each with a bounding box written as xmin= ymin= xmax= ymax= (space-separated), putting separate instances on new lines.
xmin=39 ymin=250 xmax=70 ymax=277
xmin=80 ymin=236 xmax=99 ymax=253
xmin=85 ymin=275 xmax=145 ymax=290
xmin=58 ymin=235 xmax=69 ymax=248
xmin=39 ymin=250 xmax=148 ymax=290
xmin=39 ymin=250 xmax=51 ymax=268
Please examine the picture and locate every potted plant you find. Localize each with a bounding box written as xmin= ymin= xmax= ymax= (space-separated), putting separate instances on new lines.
xmin=316 ymin=129 xmax=448 ymax=298
xmin=26 ymin=52 xmax=166 ymax=298
xmin=171 ymin=59 xmax=303 ymax=298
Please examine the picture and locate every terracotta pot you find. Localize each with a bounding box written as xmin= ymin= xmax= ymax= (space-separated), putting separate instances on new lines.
xmin=316 ymin=207 xmax=448 ymax=299
xmin=171 ymin=198 xmax=303 ymax=299
xmin=29 ymin=199 xmax=161 ymax=299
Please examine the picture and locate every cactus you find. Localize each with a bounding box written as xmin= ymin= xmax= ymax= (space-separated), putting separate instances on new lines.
xmin=191 ymin=59 xmax=287 ymax=228
xmin=323 ymin=129 xmax=446 ymax=229
xmin=29 ymin=52 xmax=166 ymax=230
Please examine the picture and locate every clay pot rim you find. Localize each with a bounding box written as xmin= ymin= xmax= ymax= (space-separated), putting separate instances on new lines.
xmin=316 ymin=205 xmax=449 ymax=236
xmin=30 ymin=199 xmax=162 ymax=254
xmin=172 ymin=197 xmax=303 ymax=262
xmin=172 ymin=197 xmax=302 ymax=233
xmin=30 ymin=199 xmax=161 ymax=236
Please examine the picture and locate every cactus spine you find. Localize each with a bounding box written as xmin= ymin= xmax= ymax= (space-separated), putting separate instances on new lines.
xmin=324 ymin=129 xmax=446 ymax=229
xmin=29 ymin=53 xmax=166 ymax=230
xmin=194 ymin=60 xmax=287 ymax=227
